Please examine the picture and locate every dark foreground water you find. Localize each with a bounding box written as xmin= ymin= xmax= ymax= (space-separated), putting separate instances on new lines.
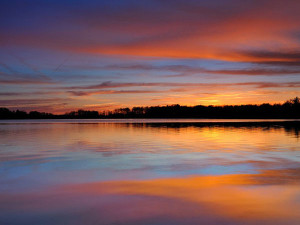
xmin=0 ymin=119 xmax=300 ymax=225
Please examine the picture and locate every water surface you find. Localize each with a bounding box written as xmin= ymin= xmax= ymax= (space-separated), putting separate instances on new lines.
xmin=0 ymin=119 xmax=300 ymax=225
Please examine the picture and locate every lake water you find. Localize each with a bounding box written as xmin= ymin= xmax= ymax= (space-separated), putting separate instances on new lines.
xmin=0 ymin=119 xmax=300 ymax=225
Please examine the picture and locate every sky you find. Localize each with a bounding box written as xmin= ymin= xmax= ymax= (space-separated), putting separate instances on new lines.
xmin=1 ymin=0 xmax=300 ymax=113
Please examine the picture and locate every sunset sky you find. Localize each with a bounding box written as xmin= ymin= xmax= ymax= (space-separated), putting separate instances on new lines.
xmin=1 ymin=0 xmax=300 ymax=113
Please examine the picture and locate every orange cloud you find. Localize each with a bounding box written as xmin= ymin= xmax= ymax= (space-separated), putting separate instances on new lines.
xmin=2 ymin=0 xmax=300 ymax=63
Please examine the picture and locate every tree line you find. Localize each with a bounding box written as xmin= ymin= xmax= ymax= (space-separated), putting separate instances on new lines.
xmin=1 ymin=97 xmax=299 ymax=119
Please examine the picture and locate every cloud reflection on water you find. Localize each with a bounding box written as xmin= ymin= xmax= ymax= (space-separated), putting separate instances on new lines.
xmin=1 ymin=169 xmax=300 ymax=225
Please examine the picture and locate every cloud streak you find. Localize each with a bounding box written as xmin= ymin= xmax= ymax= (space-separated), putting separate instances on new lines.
xmin=68 ymin=89 xmax=164 ymax=96
xmin=0 ymin=71 xmax=55 ymax=85
xmin=100 ymin=64 xmax=300 ymax=76
xmin=66 ymin=81 xmax=300 ymax=91
xmin=0 ymin=98 xmax=68 ymax=107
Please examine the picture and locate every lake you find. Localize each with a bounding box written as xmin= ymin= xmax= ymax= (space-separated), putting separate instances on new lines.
xmin=0 ymin=119 xmax=300 ymax=225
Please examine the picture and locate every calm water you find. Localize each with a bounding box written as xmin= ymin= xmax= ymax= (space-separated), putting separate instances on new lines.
xmin=0 ymin=119 xmax=300 ymax=225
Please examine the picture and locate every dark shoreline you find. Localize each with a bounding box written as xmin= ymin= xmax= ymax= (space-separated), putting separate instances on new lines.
xmin=1 ymin=97 xmax=299 ymax=120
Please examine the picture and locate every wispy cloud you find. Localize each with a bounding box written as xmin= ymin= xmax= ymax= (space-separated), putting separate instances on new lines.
xmin=99 ymin=64 xmax=300 ymax=76
xmin=237 ymin=50 xmax=300 ymax=66
xmin=68 ymin=89 xmax=164 ymax=96
xmin=0 ymin=91 xmax=63 ymax=96
xmin=0 ymin=78 xmax=54 ymax=85
xmin=66 ymin=81 xmax=300 ymax=90
xmin=0 ymin=72 xmax=55 ymax=85
xmin=0 ymin=98 xmax=68 ymax=107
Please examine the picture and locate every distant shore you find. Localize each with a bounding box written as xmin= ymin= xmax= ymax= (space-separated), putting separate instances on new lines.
xmin=1 ymin=97 xmax=299 ymax=120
